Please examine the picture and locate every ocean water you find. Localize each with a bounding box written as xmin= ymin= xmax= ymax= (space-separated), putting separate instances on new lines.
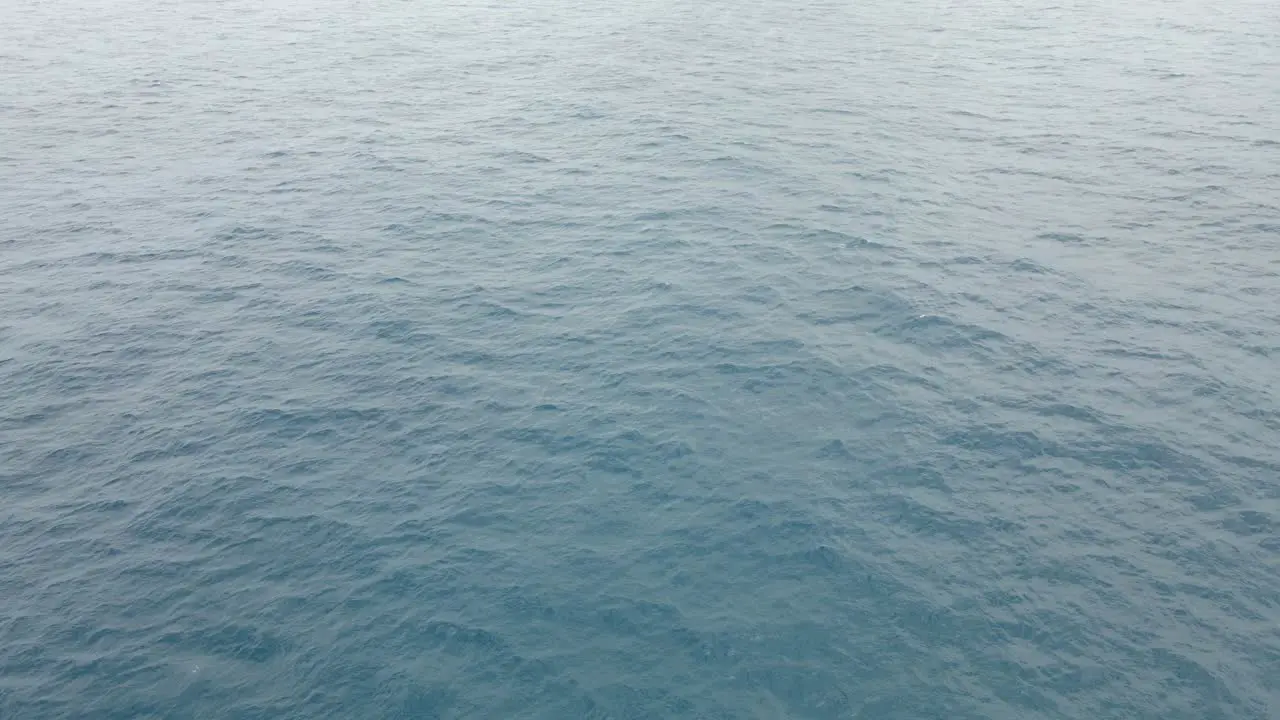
xmin=2 ymin=0 xmax=1278 ymax=717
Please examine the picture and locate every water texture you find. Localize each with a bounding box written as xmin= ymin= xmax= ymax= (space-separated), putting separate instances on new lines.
xmin=2 ymin=0 xmax=1278 ymax=717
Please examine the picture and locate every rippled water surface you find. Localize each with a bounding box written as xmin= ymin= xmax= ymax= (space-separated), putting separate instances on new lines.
xmin=3 ymin=0 xmax=1279 ymax=717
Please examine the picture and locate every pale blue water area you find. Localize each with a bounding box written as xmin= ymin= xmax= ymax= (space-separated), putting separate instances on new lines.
xmin=2 ymin=0 xmax=1279 ymax=717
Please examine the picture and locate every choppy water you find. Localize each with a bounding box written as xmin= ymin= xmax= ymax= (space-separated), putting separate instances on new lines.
xmin=2 ymin=0 xmax=1279 ymax=717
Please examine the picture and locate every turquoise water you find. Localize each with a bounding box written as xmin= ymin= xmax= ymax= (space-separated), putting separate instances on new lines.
xmin=2 ymin=0 xmax=1278 ymax=717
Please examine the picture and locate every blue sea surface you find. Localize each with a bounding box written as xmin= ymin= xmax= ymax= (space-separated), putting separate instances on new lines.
xmin=2 ymin=0 xmax=1279 ymax=717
